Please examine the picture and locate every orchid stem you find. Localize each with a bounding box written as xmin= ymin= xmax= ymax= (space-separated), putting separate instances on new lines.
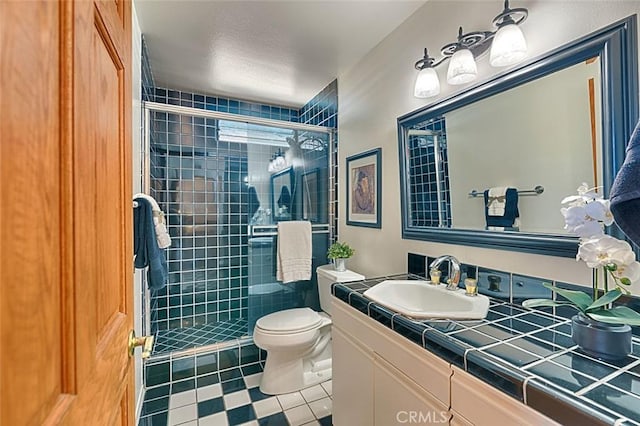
xmin=604 ymin=268 xmax=609 ymax=294
xmin=592 ymin=268 xmax=598 ymax=302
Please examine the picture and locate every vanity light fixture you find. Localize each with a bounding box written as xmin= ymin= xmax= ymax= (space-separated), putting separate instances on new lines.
xmin=445 ymin=28 xmax=480 ymax=85
xmin=413 ymin=0 xmax=528 ymax=97
xmin=490 ymin=0 xmax=529 ymax=66
xmin=268 ymin=148 xmax=289 ymax=173
xmin=414 ymin=49 xmax=441 ymax=97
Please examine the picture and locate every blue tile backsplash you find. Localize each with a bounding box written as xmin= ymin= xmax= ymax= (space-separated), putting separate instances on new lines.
xmin=409 ymin=252 xmax=640 ymax=324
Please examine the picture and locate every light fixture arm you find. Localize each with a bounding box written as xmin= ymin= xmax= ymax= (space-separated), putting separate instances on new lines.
xmin=492 ymin=0 xmax=528 ymax=28
xmin=414 ymin=48 xmax=448 ymax=70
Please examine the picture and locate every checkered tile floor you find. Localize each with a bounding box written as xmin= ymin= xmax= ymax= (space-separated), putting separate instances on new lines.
xmin=139 ymin=367 xmax=333 ymax=425
xmin=153 ymin=319 xmax=249 ymax=355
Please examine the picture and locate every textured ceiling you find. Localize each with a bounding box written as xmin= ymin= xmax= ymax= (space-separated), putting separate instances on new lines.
xmin=135 ymin=1 xmax=426 ymax=107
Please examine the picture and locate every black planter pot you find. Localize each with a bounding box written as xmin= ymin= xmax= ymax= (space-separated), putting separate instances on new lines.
xmin=571 ymin=312 xmax=632 ymax=360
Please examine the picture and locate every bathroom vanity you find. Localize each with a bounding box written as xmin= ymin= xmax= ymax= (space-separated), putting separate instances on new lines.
xmin=332 ymin=275 xmax=640 ymax=425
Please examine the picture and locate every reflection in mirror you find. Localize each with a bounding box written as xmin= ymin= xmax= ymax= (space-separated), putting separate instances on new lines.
xmin=398 ymin=16 xmax=638 ymax=257
xmin=243 ymin=125 xmax=330 ymax=225
xmin=406 ymin=58 xmax=601 ymax=234
xmin=302 ymin=169 xmax=320 ymax=222
xmin=271 ymin=167 xmax=294 ymax=221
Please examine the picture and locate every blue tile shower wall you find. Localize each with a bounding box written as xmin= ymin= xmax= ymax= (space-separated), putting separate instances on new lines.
xmin=298 ymin=80 xmax=338 ymax=241
xmin=298 ymin=80 xmax=337 ymax=128
xmin=146 ymin=89 xmax=335 ymax=335
xmin=141 ymin=35 xmax=155 ymax=102
xmin=148 ymin=116 xmax=249 ymax=333
xmin=152 ymin=87 xmax=300 ymax=123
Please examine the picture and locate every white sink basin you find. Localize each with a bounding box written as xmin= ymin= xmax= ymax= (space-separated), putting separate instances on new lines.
xmin=362 ymin=280 xmax=490 ymax=320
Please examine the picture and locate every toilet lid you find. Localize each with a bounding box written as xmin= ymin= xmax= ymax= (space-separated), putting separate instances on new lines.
xmin=255 ymin=308 xmax=322 ymax=334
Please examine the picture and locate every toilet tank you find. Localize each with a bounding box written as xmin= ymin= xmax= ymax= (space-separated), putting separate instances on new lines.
xmin=316 ymin=264 xmax=365 ymax=315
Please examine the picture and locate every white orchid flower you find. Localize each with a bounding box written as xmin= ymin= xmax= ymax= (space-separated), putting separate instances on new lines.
xmin=584 ymin=199 xmax=614 ymax=225
xmin=561 ymin=206 xmax=586 ymax=226
xmin=562 ymin=205 xmax=605 ymax=238
xmin=577 ymin=235 xmax=635 ymax=268
xmin=546 ymin=183 xmax=640 ymax=324
xmin=572 ymin=221 xmax=605 ymax=238
xmin=561 ymin=184 xmax=613 ymax=239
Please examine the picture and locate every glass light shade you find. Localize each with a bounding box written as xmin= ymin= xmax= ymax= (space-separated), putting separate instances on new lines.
xmin=414 ymin=67 xmax=441 ymax=98
xmin=490 ymin=23 xmax=527 ymax=67
xmin=446 ymin=49 xmax=477 ymax=85
xmin=273 ymin=155 xmax=287 ymax=170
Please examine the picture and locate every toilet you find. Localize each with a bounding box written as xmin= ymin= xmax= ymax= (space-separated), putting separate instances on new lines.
xmin=253 ymin=264 xmax=364 ymax=395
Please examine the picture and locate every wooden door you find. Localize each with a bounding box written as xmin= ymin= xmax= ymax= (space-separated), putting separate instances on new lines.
xmin=1 ymin=0 xmax=134 ymax=424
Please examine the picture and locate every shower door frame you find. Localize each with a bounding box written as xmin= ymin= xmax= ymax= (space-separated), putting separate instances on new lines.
xmin=141 ymin=101 xmax=335 ymax=354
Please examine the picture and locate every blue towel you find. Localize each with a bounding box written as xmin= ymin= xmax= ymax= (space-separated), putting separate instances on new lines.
xmin=610 ymin=120 xmax=640 ymax=246
xmin=134 ymin=197 xmax=168 ymax=291
xmin=483 ymin=187 xmax=519 ymax=228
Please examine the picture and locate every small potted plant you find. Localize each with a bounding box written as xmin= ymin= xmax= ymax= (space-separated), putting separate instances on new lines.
xmin=523 ymin=183 xmax=640 ymax=360
xmin=327 ymin=241 xmax=355 ymax=272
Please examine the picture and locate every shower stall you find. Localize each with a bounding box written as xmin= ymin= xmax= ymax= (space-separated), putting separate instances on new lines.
xmin=141 ymin=102 xmax=333 ymax=358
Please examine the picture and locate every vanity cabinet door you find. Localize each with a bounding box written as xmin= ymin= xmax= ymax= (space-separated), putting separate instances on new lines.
xmin=451 ymin=366 xmax=559 ymax=426
xmin=332 ymin=327 xmax=374 ymax=426
xmin=374 ymin=354 xmax=451 ymax=426
xmin=450 ymin=411 xmax=474 ymax=426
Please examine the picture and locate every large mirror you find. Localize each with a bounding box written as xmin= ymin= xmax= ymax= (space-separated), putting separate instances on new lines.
xmin=398 ymin=16 xmax=638 ymax=257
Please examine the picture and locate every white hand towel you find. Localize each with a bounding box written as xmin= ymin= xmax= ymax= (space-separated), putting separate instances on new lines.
xmin=134 ymin=193 xmax=172 ymax=249
xmin=277 ymin=221 xmax=312 ymax=284
xmin=487 ymin=187 xmax=508 ymax=217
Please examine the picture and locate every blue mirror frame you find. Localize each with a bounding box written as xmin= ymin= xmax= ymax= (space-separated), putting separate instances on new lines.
xmin=397 ymin=16 xmax=638 ymax=258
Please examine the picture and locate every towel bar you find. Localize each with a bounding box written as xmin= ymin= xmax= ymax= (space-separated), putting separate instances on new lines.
xmin=249 ymin=224 xmax=330 ymax=237
xmin=468 ymin=185 xmax=544 ymax=198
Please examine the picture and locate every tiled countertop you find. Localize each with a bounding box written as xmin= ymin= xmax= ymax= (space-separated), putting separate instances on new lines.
xmin=332 ymin=274 xmax=640 ymax=426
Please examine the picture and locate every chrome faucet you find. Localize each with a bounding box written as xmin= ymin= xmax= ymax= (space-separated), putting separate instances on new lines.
xmin=429 ymin=255 xmax=461 ymax=291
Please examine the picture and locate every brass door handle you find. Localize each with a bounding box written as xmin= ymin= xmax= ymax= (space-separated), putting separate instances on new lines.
xmin=128 ymin=330 xmax=154 ymax=359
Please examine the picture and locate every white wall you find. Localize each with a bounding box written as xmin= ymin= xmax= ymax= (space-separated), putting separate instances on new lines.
xmin=337 ymin=1 xmax=639 ymax=290
xmin=132 ymin=3 xmax=144 ymax=418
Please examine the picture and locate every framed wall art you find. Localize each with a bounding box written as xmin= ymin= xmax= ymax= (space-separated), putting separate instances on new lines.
xmin=346 ymin=148 xmax=381 ymax=228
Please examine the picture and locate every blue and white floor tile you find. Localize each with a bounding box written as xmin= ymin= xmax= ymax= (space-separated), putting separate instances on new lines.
xmin=139 ymin=368 xmax=333 ymax=426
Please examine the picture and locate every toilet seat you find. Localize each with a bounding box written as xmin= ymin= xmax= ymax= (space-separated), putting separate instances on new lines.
xmin=255 ymin=308 xmax=323 ymax=335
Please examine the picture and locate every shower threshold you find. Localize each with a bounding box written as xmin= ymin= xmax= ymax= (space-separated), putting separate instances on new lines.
xmin=152 ymin=318 xmax=248 ymax=356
